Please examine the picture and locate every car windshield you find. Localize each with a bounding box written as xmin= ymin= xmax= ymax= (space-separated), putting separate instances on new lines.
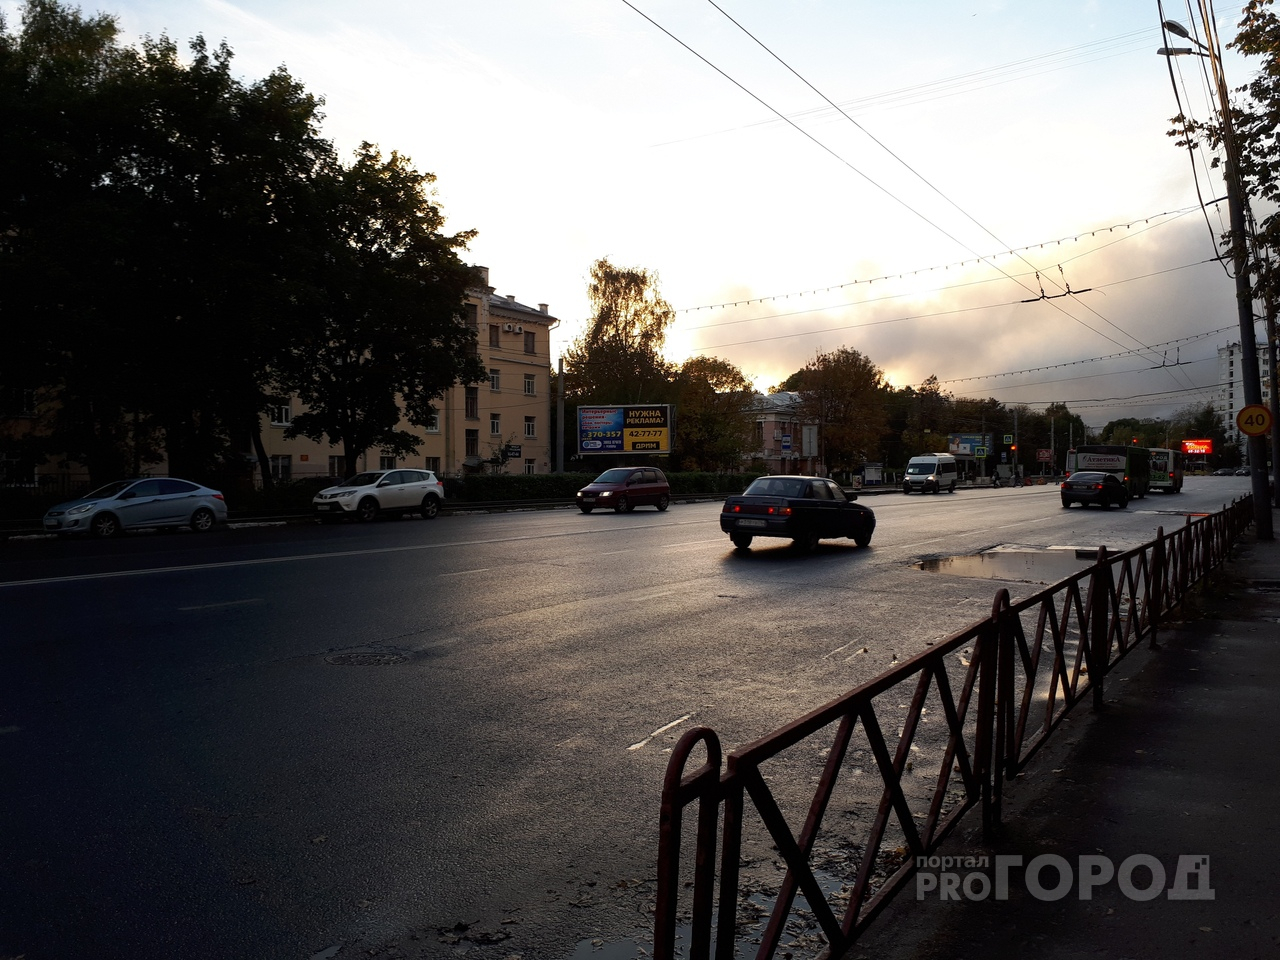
xmin=82 ymin=480 xmax=136 ymax=500
xmin=905 ymin=464 xmax=934 ymax=475
xmin=343 ymin=473 xmax=384 ymax=487
xmin=593 ymin=468 xmax=634 ymax=483
xmin=744 ymin=477 xmax=806 ymax=498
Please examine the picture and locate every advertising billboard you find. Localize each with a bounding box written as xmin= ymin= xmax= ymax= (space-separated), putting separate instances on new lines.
xmin=948 ymin=433 xmax=991 ymax=457
xmin=1181 ymin=439 xmax=1213 ymax=455
xmin=577 ymin=405 xmax=672 ymax=455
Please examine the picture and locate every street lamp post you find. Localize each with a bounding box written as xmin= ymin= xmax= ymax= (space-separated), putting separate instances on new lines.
xmin=1160 ymin=18 xmax=1274 ymax=537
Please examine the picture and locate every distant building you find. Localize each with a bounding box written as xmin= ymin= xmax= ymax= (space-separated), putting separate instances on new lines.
xmin=257 ymin=266 xmax=559 ymax=479
xmin=1216 ymin=342 xmax=1274 ymax=452
xmin=747 ymin=391 xmax=821 ymax=475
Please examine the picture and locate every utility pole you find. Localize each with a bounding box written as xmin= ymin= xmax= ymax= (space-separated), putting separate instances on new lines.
xmin=1161 ymin=17 xmax=1274 ymax=536
xmin=556 ymin=357 xmax=565 ymax=473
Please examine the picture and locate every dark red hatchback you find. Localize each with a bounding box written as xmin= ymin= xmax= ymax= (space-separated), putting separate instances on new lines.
xmin=576 ymin=467 xmax=671 ymax=513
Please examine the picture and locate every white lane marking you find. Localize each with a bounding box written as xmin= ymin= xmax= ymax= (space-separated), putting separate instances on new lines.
xmin=823 ymin=641 xmax=855 ymax=659
xmin=177 ymin=598 xmax=265 ymax=611
xmin=628 ymin=713 xmax=695 ymax=752
xmin=0 ymin=526 xmax=686 ymax=588
xmin=440 ymin=568 xmax=490 ymax=577
xmin=892 ymin=515 xmax=1053 ymax=551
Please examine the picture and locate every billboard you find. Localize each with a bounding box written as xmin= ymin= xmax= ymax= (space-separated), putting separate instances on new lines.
xmin=577 ymin=404 xmax=672 ymax=455
xmin=1182 ymin=439 xmax=1213 ymax=455
xmin=948 ymin=433 xmax=991 ymax=457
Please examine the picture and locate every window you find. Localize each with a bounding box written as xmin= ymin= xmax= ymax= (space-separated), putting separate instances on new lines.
xmin=425 ymin=409 xmax=440 ymax=433
xmin=269 ymin=455 xmax=292 ymax=482
xmin=1 ymin=388 xmax=36 ymax=417
xmin=465 ymin=429 xmax=479 ymax=457
xmin=524 ymin=373 xmax=536 ymax=396
xmin=524 ymin=416 xmax=536 ymax=439
xmin=329 ymin=455 xmax=345 ymax=476
xmin=524 ymin=458 xmax=536 ymax=475
xmin=524 ymin=330 xmax=536 ymax=354
xmin=425 ymin=457 xmax=440 ymax=473
xmin=490 ymin=413 xmax=501 ymax=435
xmin=465 ymin=386 xmax=479 ymax=419
xmin=489 ymin=368 xmax=501 ymax=391
xmin=268 ymin=402 xmax=292 ymax=426
xmin=488 ymin=324 xmax=500 ymax=348
xmin=379 ymin=455 xmax=396 ymax=470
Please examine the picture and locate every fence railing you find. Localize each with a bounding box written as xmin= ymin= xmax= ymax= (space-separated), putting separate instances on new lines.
xmin=655 ymin=496 xmax=1254 ymax=960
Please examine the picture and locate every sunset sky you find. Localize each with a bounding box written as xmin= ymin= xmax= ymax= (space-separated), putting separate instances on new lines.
xmin=6 ymin=0 xmax=1262 ymax=428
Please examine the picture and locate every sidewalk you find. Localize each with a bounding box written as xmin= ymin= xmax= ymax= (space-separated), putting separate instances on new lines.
xmin=854 ymin=521 xmax=1280 ymax=960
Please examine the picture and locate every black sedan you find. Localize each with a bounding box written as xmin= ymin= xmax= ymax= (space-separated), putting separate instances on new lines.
xmin=1060 ymin=471 xmax=1129 ymax=509
xmin=720 ymin=475 xmax=875 ymax=551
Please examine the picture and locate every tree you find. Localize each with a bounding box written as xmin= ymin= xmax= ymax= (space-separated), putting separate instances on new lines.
xmin=279 ymin=143 xmax=485 ymax=477
xmin=793 ymin=347 xmax=888 ymax=471
xmin=562 ymin=258 xmax=674 ymax=405
xmin=670 ymin=356 xmax=755 ymax=471
xmin=0 ymin=1 xmax=335 ymax=486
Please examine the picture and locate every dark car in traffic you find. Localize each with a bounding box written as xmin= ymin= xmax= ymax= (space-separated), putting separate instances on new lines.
xmin=1060 ymin=471 xmax=1129 ymax=509
xmin=720 ymin=475 xmax=875 ymax=551
xmin=576 ymin=467 xmax=670 ymax=513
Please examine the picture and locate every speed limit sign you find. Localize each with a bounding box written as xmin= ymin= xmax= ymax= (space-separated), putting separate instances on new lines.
xmin=1236 ymin=404 xmax=1273 ymax=437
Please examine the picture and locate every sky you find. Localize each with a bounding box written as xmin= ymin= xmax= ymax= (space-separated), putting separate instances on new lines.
xmin=4 ymin=0 xmax=1266 ymax=429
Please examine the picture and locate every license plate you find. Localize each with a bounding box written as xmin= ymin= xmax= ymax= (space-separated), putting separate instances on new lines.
xmin=737 ymin=518 xmax=767 ymax=529
xmin=318 ymin=504 xmax=339 ymax=511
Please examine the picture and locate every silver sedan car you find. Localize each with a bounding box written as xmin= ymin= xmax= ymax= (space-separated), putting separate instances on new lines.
xmin=43 ymin=477 xmax=228 ymax=538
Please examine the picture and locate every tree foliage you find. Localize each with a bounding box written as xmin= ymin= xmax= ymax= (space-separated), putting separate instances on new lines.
xmin=0 ymin=1 xmax=481 ymax=486
xmin=670 ymin=356 xmax=755 ymax=471
xmin=562 ymin=258 xmax=674 ymax=405
xmin=793 ymin=347 xmax=889 ymax=470
xmin=280 ymin=144 xmax=485 ymax=477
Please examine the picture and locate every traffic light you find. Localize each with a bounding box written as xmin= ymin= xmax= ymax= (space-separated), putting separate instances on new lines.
xmin=1010 ymin=444 xmax=1017 ymax=451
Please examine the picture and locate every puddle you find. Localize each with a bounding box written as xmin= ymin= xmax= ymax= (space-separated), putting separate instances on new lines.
xmin=917 ymin=549 xmax=1097 ymax=584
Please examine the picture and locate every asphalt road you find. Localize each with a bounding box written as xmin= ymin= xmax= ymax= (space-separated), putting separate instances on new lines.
xmin=0 ymin=477 xmax=1252 ymax=960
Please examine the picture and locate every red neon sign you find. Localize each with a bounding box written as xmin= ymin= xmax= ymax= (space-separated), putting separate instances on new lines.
xmin=1182 ymin=439 xmax=1213 ymax=455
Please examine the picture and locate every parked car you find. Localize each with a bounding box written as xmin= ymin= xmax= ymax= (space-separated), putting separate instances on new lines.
xmin=576 ymin=467 xmax=670 ymax=513
xmin=1234 ymin=467 xmax=1251 ymax=476
xmin=1060 ymin=471 xmax=1129 ymax=509
xmin=312 ymin=469 xmax=444 ymax=521
xmin=43 ymin=477 xmax=228 ymax=538
xmin=1211 ymin=468 xmax=1236 ymax=476
xmin=720 ymin=475 xmax=875 ymax=551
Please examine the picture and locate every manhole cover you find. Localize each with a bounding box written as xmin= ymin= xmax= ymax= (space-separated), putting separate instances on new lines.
xmin=324 ymin=653 xmax=408 ymax=666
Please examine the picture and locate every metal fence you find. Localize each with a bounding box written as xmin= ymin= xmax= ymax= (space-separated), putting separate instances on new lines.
xmin=654 ymin=496 xmax=1254 ymax=960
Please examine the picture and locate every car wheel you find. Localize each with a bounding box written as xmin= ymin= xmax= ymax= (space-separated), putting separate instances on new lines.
xmin=793 ymin=530 xmax=820 ymax=552
xmin=356 ymin=497 xmax=379 ymax=522
xmin=730 ymin=533 xmax=753 ymax=550
xmin=189 ymin=507 xmax=216 ymax=533
xmin=90 ymin=513 xmax=121 ymax=538
xmin=579 ymin=505 xmax=593 ymax=514
xmin=614 ymin=495 xmax=629 ymax=513
xmin=1117 ymin=494 xmax=1129 ymax=509
xmin=853 ymin=529 xmax=872 ymax=548
xmin=420 ymin=496 xmax=440 ymax=520
xmin=1061 ymin=499 xmax=1071 ymax=508
xmin=948 ymin=481 xmax=956 ymax=493
xmin=656 ymin=494 xmax=670 ymax=512
xmin=902 ymin=486 xmax=910 ymax=495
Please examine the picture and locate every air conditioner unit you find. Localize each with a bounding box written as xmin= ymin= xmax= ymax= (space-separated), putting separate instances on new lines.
xmin=503 ymin=323 xmax=514 ymax=332
xmin=514 ymin=325 xmax=524 ymax=334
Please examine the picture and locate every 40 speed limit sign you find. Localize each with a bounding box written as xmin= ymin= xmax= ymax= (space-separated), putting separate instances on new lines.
xmin=1236 ymin=404 xmax=1273 ymax=437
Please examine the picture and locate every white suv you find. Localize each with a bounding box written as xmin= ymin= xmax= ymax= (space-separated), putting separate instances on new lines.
xmin=313 ymin=469 xmax=445 ymax=522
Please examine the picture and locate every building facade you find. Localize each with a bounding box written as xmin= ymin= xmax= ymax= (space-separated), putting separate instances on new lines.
xmin=1216 ymin=341 xmax=1274 ymax=452
xmin=747 ymin=391 xmax=822 ymax=475
xmin=257 ymin=266 xmax=559 ymax=480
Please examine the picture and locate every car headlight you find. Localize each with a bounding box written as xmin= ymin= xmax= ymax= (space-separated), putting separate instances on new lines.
xmin=67 ymin=502 xmax=95 ymax=516
xmin=335 ymin=490 xmax=358 ymax=498
xmin=598 ymin=491 xmax=613 ymax=497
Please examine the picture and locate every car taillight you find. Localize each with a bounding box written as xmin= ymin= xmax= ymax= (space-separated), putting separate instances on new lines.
xmin=213 ymin=493 xmax=225 ymax=500
xmin=730 ymin=504 xmax=741 ymax=512
xmin=1093 ymin=484 xmax=1103 ymax=490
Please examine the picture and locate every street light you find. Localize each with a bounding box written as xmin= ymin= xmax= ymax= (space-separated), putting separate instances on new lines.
xmin=1159 ymin=18 xmax=1275 ymax=537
